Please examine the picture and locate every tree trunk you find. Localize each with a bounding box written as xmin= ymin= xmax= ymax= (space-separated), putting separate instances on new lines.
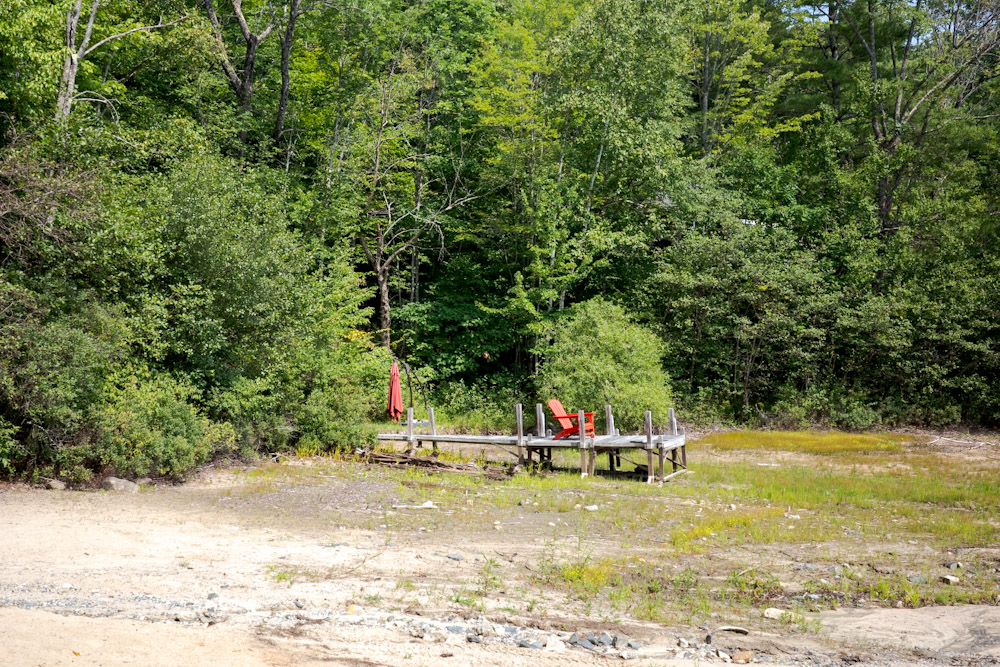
xmin=272 ymin=0 xmax=300 ymax=144
xmin=378 ymin=269 xmax=391 ymax=348
xmin=55 ymin=54 xmax=80 ymax=121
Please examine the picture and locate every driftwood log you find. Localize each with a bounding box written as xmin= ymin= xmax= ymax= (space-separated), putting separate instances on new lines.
xmin=363 ymin=450 xmax=512 ymax=480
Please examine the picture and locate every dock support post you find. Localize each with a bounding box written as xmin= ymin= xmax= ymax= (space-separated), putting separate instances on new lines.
xmin=579 ymin=409 xmax=588 ymax=478
xmin=669 ymin=408 xmax=678 ymax=474
xmin=516 ymin=403 xmax=525 ymax=466
xmin=428 ymin=406 xmax=438 ymax=457
xmin=680 ymin=426 xmax=687 ymax=468
xmin=535 ymin=403 xmax=546 ymax=468
xmin=406 ymin=407 xmax=415 ymax=456
xmin=605 ymin=404 xmax=617 ymax=472
xmin=657 ymin=434 xmax=665 ymax=482
xmin=645 ymin=410 xmax=654 ymax=484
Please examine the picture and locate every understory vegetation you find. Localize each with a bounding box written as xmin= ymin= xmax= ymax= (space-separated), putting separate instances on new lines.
xmin=1 ymin=0 xmax=999 ymax=479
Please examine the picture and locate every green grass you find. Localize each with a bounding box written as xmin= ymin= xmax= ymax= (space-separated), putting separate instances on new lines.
xmin=700 ymin=430 xmax=915 ymax=454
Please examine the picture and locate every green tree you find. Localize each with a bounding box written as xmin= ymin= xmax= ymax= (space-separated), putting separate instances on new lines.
xmin=539 ymin=298 xmax=674 ymax=430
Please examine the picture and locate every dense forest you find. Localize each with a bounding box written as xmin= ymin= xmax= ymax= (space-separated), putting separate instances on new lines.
xmin=1 ymin=0 xmax=998 ymax=480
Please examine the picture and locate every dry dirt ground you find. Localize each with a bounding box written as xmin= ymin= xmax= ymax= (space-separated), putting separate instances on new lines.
xmin=2 ymin=442 xmax=999 ymax=666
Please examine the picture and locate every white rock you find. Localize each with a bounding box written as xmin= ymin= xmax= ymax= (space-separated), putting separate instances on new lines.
xmin=763 ymin=607 xmax=803 ymax=622
xmin=544 ymin=636 xmax=565 ymax=651
xmin=101 ymin=477 xmax=139 ymax=493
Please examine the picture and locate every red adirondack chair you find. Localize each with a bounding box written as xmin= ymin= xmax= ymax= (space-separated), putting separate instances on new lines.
xmin=547 ymin=399 xmax=595 ymax=440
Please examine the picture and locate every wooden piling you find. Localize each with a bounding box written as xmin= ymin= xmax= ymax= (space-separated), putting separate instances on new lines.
xmin=605 ymin=404 xmax=617 ymax=472
xmin=657 ymin=434 xmax=665 ymax=482
xmin=515 ymin=403 xmax=525 ymax=466
xmin=579 ymin=409 xmax=588 ymax=478
xmin=428 ymin=406 xmax=438 ymax=456
xmin=645 ymin=410 xmax=654 ymax=484
xmin=680 ymin=426 xmax=687 ymax=468
xmin=406 ymin=407 xmax=415 ymax=455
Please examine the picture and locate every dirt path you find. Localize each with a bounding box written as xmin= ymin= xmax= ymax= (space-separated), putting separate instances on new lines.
xmin=2 ymin=467 xmax=999 ymax=666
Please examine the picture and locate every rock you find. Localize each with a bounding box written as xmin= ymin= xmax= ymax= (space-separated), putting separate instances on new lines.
xmin=446 ymin=625 xmax=464 ymax=634
xmin=705 ymin=633 xmax=713 ymax=644
xmin=597 ymin=633 xmax=613 ymax=646
xmin=941 ymin=574 xmax=960 ymax=585
xmin=446 ymin=554 xmax=464 ymax=561
xmin=733 ymin=649 xmax=755 ymax=663
xmin=46 ymin=479 xmax=66 ymax=490
xmin=628 ymin=640 xmax=641 ymax=650
xmin=584 ymin=505 xmax=599 ymax=511
xmin=612 ymin=635 xmax=627 ymax=648
xmin=620 ymin=650 xmax=639 ymax=660
xmin=101 ymin=477 xmax=139 ymax=493
xmin=947 ymin=562 xmax=963 ymax=570
xmin=467 ymin=635 xmax=482 ymax=643
xmin=544 ymin=635 xmax=565 ymax=651
xmin=293 ymin=599 xmax=304 ymax=609
xmin=136 ymin=477 xmax=153 ymax=487
xmin=717 ymin=626 xmax=750 ymax=635
xmin=474 ymin=622 xmax=496 ymax=637
xmin=678 ymin=638 xmax=690 ymax=648
xmin=763 ymin=608 xmax=802 ymax=622
xmin=444 ymin=634 xmax=463 ymax=645
xmin=907 ymin=575 xmax=927 ymax=584
xmin=518 ymin=639 xmax=543 ymax=649
xmin=208 ymin=593 xmax=219 ymax=600
xmin=718 ymin=649 xmax=732 ymax=662
xmin=576 ymin=638 xmax=595 ymax=650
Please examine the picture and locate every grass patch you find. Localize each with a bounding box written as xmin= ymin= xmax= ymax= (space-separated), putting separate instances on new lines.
xmin=670 ymin=507 xmax=787 ymax=551
xmin=701 ymin=430 xmax=914 ymax=455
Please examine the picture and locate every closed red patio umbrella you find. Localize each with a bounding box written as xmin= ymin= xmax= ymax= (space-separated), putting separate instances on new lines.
xmin=387 ymin=360 xmax=403 ymax=422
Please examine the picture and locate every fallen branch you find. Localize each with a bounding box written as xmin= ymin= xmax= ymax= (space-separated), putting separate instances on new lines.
xmin=363 ymin=450 xmax=512 ymax=480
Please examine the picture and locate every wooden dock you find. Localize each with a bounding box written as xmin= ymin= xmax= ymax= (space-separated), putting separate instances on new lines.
xmin=377 ymin=403 xmax=687 ymax=483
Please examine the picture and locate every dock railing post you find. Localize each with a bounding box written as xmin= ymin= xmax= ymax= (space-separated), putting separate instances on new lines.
xmin=406 ymin=407 xmax=415 ymax=456
xmin=645 ymin=410 xmax=654 ymax=484
xmin=429 ymin=406 xmax=438 ymax=457
xmin=579 ymin=409 xmax=588 ymax=478
xmin=516 ymin=403 xmax=525 ymax=466
xmin=535 ymin=403 xmax=545 ymax=468
xmin=605 ymin=404 xmax=616 ymax=472
xmin=680 ymin=426 xmax=687 ymax=468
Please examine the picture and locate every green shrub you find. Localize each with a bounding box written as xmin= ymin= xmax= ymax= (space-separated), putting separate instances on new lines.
xmin=431 ymin=375 xmax=526 ymax=432
xmin=94 ymin=374 xmax=224 ymax=478
xmin=292 ymin=342 xmax=391 ymax=451
xmin=538 ymin=298 xmax=674 ymax=432
xmin=0 ymin=416 xmax=19 ymax=474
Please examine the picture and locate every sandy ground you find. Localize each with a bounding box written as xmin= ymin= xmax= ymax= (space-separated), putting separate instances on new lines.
xmin=1 ymin=466 xmax=999 ymax=666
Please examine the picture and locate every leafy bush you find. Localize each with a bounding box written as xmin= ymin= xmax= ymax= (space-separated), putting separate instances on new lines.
xmin=0 ymin=416 xmax=19 ymax=474
xmin=538 ymin=298 xmax=674 ymax=431
xmin=94 ymin=374 xmax=231 ymax=479
xmin=431 ymin=374 xmax=527 ymax=432
xmin=292 ymin=341 xmax=391 ymax=452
